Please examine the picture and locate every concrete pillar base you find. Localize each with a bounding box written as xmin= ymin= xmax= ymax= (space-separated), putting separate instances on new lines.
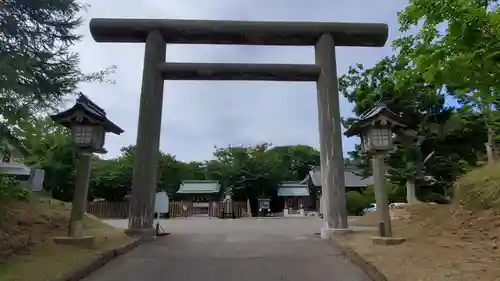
xmin=53 ymin=236 xmax=95 ymax=247
xmin=320 ymin=227 xmax=353 ymax=239
xmin=124 ymin=228 xmax=157 ymax=241
xmin=370 ymin=236 xmax=406 ymax=246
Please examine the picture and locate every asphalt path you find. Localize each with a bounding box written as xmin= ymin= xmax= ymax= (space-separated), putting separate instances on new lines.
xmin=83 ymin=217 xmax=372 ymax=281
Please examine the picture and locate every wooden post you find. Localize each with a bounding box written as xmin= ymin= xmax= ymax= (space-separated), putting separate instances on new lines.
xmin=246 ymin=199 xmax=252 ymax=217
xmin=315 ymin=33 xmax=348 ymax=233
xmin=68 ymin=153 xmax=92 ymax=237
xmin=372 ymin=153 xmax=392 ymax=237
xmin=126 ymin=30 xmax=166 ymax=238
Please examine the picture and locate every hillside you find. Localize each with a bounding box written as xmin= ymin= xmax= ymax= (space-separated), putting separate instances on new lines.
xmin=0 ymin=196 xmax=132 ymax=281
xmin=341 ymin=164 xmax=500 ymax=281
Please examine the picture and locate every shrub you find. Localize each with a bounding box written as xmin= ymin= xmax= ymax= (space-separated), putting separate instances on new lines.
xmin=362 ymin=183 xmax=406 ymax=204
xmin=0 ymin=176 xmax=30 ymax=202
xmin=345 ymin=183 xmax=408 ymax=215
xmin=346 ymin=191 xmax=370 ymax=215
xmin=387 ymin=183 xmax=406 ymax=203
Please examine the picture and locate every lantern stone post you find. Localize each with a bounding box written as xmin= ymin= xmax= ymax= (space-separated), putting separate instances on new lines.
xmin=51 ymin=94 xmax=124 ymax=245
xmin=344 ymin=102 xmax=408 ymax=245
xmin=69 ymin=152 xmax=93 ymax=237
xmin=372 ymin=152 xmax=391 ymax=236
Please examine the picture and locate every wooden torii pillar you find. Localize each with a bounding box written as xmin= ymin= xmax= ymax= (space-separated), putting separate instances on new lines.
xmin=89 ymin=19 xmax=388 ymax=239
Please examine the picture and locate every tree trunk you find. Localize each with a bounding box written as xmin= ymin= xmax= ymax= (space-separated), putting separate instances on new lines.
xmin=481 ymin=101 xmax=495 ymax=165
xmin=485 ymin=126 xmax=495 ymax=165
xmin=405 ymin=148 xmax=420 ymax=204
xmin=406 ymin=179 xmax=418 ymax=204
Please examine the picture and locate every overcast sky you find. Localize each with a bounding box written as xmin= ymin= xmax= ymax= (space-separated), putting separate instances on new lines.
xmin=74 ymin=0 xmax=407 ymax=162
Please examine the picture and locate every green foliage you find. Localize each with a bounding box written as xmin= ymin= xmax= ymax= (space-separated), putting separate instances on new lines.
xmin=266 ymin=145 xmax=320 ymax=180
xmin=387 ymin=183 xmax=407 ymax=202
xmin=339 ymin=0 xmax=500 ymax=200
xmin=0 ymin=0 xmax=116 ymax=202
xmin=345 ymin=183 xmax=407 ymax=215
xmin=1 ymin=0 xmax=116 ymax=126
xmin=396 ymin=0 xmax=500 ymax=99
xmin=339 ymin=56 xmax=445 ymax=120
xmin=19 ymin=133 xmax=320 ymax=203
xmin=455 ymin=163 xmax=500 ymax=211
xmin=346 ymin=191 xmax=370 ymax=215
xmin=212 ymin=143 xmax=290 ymax=198
xmin=395 ymin=0 xmax=500 ymax=163
xmin=0 ymin=177 xmax=29 ymax=202
xmin=90 ymin=158 xmax=130 ymax=201
xmin=339 ymin=54 xmax=457 ymax=198
xmin=17 ymin=118 xmax=77 ymax=201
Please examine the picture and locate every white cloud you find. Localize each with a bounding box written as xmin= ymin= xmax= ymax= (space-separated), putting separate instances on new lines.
xmin=74 ymin=0 xmax=406 ymax=162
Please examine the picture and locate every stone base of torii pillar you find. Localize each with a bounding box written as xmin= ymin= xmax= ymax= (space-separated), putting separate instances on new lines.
xmin=320 ymin=225 xmax=353 ymax=239
xmin=318 ymin=194 xmax=353 ymax=239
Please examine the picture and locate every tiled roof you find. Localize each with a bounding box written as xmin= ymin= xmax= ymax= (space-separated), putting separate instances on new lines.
xmin=358 ymin=102 xmax=406 ymax=124
xmin=177 ymin=180 xmax=221 ymax=194
xmin=344 ymin=102 xmax=407 ymax=137
xmin=277 ymin=182 xmax=310 ymax=197
xmin=300 ymin=166 xmax=373 ymax=187
xmin=50 ymin=93 xmax=124 ymax=135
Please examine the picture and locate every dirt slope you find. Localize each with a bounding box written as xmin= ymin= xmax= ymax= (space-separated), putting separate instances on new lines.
xmin=342 ymin=164 xmax=500 ymax=281
xmin=0 ymin=196 xmax=132 ymax=281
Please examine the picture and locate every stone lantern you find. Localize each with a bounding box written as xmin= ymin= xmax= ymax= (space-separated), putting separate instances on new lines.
xmin=50 ymin=94 xmax=124 ymax=154
xmin=51 ymin=94 xmax=123 ymax=244
xmin=344 ymin=102 xmax=407 ymax=154
xmin=345 ymin=102 xmax=408 ymax=245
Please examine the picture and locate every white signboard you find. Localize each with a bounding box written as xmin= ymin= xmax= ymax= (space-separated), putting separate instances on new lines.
xmin=193 ymin=202 xmax=209 ymax=208
xmin=29 ymin=169 xmax=45 ymax=192
xmin=154 ymin=192 xmax=169 ymax=214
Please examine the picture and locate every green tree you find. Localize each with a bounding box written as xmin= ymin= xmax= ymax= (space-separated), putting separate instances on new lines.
xmin=396 ymin=0 xmax=500 ymax=164
xmin=157 ymin=152 xmax=200 ymax=195
xmin=212 ymin=143 xmax=284 ymax=200
xmin=1 ymin=0 xmax=115 ymax=145
xmin=266 ymin=145 xmax=320 ymax=180
xmin=339 ymin=55 xmax=449 ymax=203
xmin=90 ymin=158 xmax=128 ymax=201
xmin=16 ymin=118 xmax=77 ymax=201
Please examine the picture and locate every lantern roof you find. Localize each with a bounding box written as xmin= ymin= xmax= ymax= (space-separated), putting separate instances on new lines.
xmin=344 ymin=102 xmax=407 ymax=137
xmin=50 ymin=94 xmax=124 ymax=135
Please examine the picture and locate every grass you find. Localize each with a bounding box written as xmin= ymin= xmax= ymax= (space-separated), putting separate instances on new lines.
xmin=340 ymin=164 xmax=500 ymax=281
xmin=0 ymin=196 xmax=133 ymax=281
xmin=454 ymin=163 xmax=500 ymax=211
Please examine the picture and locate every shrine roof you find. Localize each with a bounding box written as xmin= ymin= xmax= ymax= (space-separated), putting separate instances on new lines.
xmin=177 ymin=180 xmax=221 ymax=194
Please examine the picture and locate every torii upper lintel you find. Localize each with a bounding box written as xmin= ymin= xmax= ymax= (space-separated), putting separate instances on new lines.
xmin=89 ymin=18 xmax=388 ymax=47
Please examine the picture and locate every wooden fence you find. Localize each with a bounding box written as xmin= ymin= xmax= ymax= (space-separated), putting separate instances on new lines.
xmin=86 ymin=200 xmax=248 ymax=219
xmin=86 ymin=201 xmax=129 ymax=218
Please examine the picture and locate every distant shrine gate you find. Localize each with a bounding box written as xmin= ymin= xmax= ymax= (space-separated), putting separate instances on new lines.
xmin=89 ymin=18 xmax=388 ymax=237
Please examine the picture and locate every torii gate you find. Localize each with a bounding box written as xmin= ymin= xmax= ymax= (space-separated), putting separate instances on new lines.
xmin=89 ymin=18 xmax=388 ymax=239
